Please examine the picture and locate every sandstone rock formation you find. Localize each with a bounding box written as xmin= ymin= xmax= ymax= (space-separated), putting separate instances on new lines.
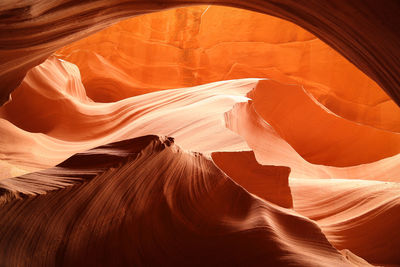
xmin=1 ymin=2 xmax=399 ymax=266
xmin=1 ymin=1 xmax=400 ymax=106
xmin=212 ymin=150 xmax=293 ymax=208
xmin=0 ymin=136 xmax=359 ymax=266
xmin=55 ymin=6 xmax=400 ymax=132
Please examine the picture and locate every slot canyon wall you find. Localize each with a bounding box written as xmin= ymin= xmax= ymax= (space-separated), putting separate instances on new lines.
xmin=1 ymin=0 xmax=400 ymax=106
xmin=0 ymin=1 xmax=399 ymax=267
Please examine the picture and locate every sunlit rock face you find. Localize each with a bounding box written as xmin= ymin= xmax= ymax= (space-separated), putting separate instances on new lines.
xmin=3 ymin=6 xmax=398 ymax=169
xmin=56 ymin=6 xmax=400 ymax=132
xmin=1 ymin=0 xmax=400 ymax=107
xmin=0 ymin=3 xmax=400 ymax=267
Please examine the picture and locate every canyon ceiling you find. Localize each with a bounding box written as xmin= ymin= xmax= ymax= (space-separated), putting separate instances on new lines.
xmin=1 ymin=0 xmax=400 ymax=106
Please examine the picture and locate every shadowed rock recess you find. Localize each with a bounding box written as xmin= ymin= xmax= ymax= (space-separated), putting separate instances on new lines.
xmin=0 ymin=136 xmax=353 ymax=266
xmin=0 ymin=2 xmax=399 ymax=267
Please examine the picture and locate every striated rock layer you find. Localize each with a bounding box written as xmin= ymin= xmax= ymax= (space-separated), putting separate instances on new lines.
xmin=1 ymin=1 xmax=400 ymax=106
xmin=0 ymin=135 xmax=356 ymax=266
xmin=0 ymin=3 xmax=399 ymax=265
xmin=291 ymin=178 xmax=400 ymax=265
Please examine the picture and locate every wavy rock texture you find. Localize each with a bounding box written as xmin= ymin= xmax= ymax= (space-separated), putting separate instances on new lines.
xmin=225 ymin=98 xmax=400 ymax=181
xmin=250 ymin=80 xmax=400 ymax=167
xmin=55 ymin=6 xmax=400 ymax=132
xmin=1 ymin=1 xmax=400 ymax=107
xmin=0 ymin=56 xmax=252 ymax=174
xmin=0 ymin=135 xmax=355 ymax=266
xmin=291 ymin=178 xmax=400 ymax=265
xmin=0 ymin=55 xmax=398 ymax=266
xmin=1 ymin=2 xmax=400 ymax=266
xmin=1 ymin=57 xmax=399 ymax=183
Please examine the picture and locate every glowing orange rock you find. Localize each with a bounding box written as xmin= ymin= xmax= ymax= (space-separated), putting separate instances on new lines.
xmin=0 ymin=4 xmax=399 ymax=266
xmin=1 ymin=57 xmax=399 ymax=181
xmin=250 ymin=80 xmax=400 ymax=167
xmin=56 ymin=6 xmax=400 ymax=132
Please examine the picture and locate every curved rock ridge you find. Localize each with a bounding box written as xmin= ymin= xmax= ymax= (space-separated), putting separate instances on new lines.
xmin=0 ymin=135 xmax=355 ymax=266
xmin=0 ymin=57 xmax=252 ymax=174
xmin=0 ymin=135 xmax=169 ymax=203
xmin=225 ymin=100 xmax=400 ymax=181
xmin=55 ymin=5 xmax=400 ymax=132
xmin=1 ymin=57 xmax=399 ymax=182
xmin=291 ymin=178 xmax=400 ymax=265
xmin=0 ymin=2 xmax=399 ymax=265
xmin=250 ymin=80 xmax=400 ymax=167
xmin=1 ymin=1 xmax=400 ymax=107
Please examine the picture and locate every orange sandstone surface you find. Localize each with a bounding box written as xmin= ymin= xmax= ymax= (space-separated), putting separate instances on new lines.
xmin=0 ymin=5 xmax=399 ymax=267
xmin=56 ymin=6 xmax=400 ymax=133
